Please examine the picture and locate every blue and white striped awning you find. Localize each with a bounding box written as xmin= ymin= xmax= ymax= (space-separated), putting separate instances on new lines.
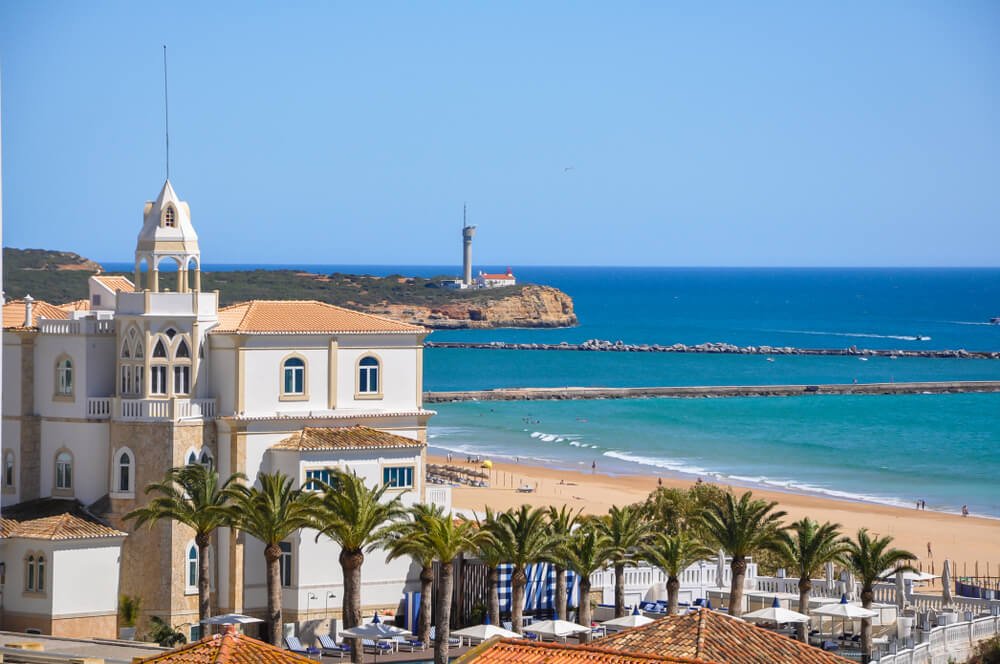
xmin=497 ymin=563 xmax=579 ymax=613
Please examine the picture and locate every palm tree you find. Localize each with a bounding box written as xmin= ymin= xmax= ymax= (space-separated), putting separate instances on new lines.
xmin=700 ymin=490 xmax=786 ymax=618
xmin=840 ymin=528 xmax=917 ymax=661
xmin=771 ymin=518 xmax=849 ymax=642
xmin=560 ymin=520 xmax=610 ymax=642
xmin=315 ymin=469 xmax=406 ymax=663
xmin=230 ymin=471 xmax=322 ymax=646
xmin=474 ymin=507 xmax=505 ymax=626
xmin=381 ymin=503 xmax=444 ymax=645
xmin=124 ymin=464 xmax=245 ymax=625
xmin=596 ymin=504 xmax=652 ymax=617
xmin=420 ymin=513 xmax=480 ymax=664
xmin=547 ymin=505 xmax=581 ymax=620
xmin=642 ymin=531 xmax=714 ymax=616
xmin=487 ymin=505 xmax=553 ymax=633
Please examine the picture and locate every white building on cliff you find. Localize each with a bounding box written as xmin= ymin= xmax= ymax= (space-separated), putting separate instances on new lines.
xmin=1 ymin=179 xmax=445 ymax=640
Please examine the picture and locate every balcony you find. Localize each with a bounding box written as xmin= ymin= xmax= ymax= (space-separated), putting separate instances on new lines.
xmin=40 ymin=319 xmax=115 ymax=335
xmin=86 ymin=397 xmax=217 ymax=422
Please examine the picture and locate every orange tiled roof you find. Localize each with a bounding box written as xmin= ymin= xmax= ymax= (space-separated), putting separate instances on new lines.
xmin=2 ymin=299 xmax=70 ymax=329
xmin=455 ymin=638 xmax=715 ymax=664
xmin=213 ymin=300 xmax=424 ymax=335
xmin=0 ymin=513 xmax=125 ymax=541
xmin=594 ymin=610 xmax=852 ymax=664
xmin=58 ymin=298 xmax=92 ymax=312
xmin=271 ymin=426 xmax=425 ymax=452
xmin=137 ymin=629 xmax=316 ymax=664
xmin=480 ymin=273 xmax=515 ymax=280
xmin=93 ymin=274 xmax=135 ymax=292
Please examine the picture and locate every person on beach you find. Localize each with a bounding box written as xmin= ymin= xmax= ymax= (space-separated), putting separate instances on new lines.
xmin=591 ymin=460 xmax=596 ymax=472
xmin=962 ymin=505 xmax=969 ymax=517
xmin=927 ymin=541 xmax=932 ymax=557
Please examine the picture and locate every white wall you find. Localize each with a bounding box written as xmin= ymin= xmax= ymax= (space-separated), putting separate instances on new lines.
xmin=335 ymin=336 xmax=420 ymax=412
xmin=38 ymin=421 xmax=109 ymax=505
xmin=50 ymin=540 xmax=123 ymax=616
xmin=0 ymin=539 xmax=54 ymax=617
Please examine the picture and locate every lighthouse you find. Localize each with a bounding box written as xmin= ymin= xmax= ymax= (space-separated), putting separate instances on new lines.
xmin=462 ymin=205 xmax=476 ymax=286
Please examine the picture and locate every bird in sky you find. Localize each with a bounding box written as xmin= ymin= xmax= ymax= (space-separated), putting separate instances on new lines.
xmin=564 ymin=166 xmax=575 ymax=172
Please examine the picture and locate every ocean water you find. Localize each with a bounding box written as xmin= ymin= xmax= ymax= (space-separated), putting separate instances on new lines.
xmin=106 ymin=263 xmax=1000 ymax=514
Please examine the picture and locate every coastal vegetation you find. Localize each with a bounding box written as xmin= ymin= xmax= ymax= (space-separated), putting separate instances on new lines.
xmin=2 ymin=247 xmax=577 ymax=329
xmin=131 ymin=463 xmax=917 ymax=662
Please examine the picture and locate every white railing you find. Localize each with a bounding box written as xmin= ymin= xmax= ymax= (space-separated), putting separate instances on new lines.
xmin=38 ymin=319 xmax=115 ymax=335
xmin=117 ymin=398 xmax=217 ymax=421
xmin=426 ymin=486 xmax=452 ymax=513
xmin=87 ymin=397 xmax=112 ymax=418
xmin=589 ymin=559 xmax=759 ymax=608
xmin=874 ymin=615 xmax=1000 ymax=664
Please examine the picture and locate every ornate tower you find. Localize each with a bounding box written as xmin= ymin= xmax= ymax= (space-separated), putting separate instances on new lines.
xmin=134 ymin=180 xmax=201 ymax=293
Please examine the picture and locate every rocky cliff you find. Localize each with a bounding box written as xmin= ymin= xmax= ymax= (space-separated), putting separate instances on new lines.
xmin=368 ymin=285 xmax=577 ymax=329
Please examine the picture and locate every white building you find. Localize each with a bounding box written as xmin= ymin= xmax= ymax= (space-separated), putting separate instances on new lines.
xmin=1 ymin=179 xmax=444 ymax=640
xmin=475 ymin=269 xmax=516 ymax=288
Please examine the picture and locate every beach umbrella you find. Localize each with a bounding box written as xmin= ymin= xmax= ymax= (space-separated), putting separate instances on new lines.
xmin=825 ymin=561 xmax=836 ymax=592
xmin=602 ymin=613 xmax=655 ymax=630
xmin=942 ymin=559 xmax=954 ymax=606
xmin=895 ymin=568 xmax=906 ymax=610
xmin=523 ymin=619 xmax=591 ymax=640
xmin=743 ymin=597 xmax=810 ymax=624
xmin=481 ymin=460 xmax=493 ymax=468
xmin=451 ymin=623 xmax=522 ymax=643
xmin=813 ymin=594 xmax=878 ymax=638
xmin=341 ymin=612 xmax=412 ymax=662
xmin=202 ymin=613 xmax=264 ymax=625
xmin=716 ymin=549 xmax=726 ymax=588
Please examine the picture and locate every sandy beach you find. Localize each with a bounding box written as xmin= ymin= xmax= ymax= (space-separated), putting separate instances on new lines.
xmin=430 ymin=453 xmax=1000 ymax=576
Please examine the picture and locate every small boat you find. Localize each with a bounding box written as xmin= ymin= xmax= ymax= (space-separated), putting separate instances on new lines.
xmin=914 ymin=335 xmax=928 ymax=341
xmin=766 ymin=357 xmax=775 ymax=363
xmin=858 ymin=357 xmax=869 ymax=361
xmin=990 ymin=317 xmax=1000 ymax=325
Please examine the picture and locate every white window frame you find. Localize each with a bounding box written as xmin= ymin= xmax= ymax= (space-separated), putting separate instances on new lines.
xmin=173 ymin=365 xmax=190 ymax=395
xmin=357 ymin=355 xmax=381 ymax=397
xmin=54 ymin=450 xmax=73 ymax=494
xmin=186 ymin=543 xmax=198 ymax=594
xmin=150 ymin=365 xmax=168 ymax=395
xmin=382 ymin=465 xmax=414 ymax=489
xmin=279 ymin=541 xmax=293 ymax=588
xmin=111 ymin=447 xmax=136 ymax=498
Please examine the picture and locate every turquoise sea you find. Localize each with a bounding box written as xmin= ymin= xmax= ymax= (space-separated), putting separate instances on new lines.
xmin=108 ymin=264 xmax=1000 ymax=516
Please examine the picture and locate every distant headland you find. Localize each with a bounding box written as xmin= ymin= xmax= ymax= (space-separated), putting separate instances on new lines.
xmin=1 ymin=248 xmax=578 ymax=330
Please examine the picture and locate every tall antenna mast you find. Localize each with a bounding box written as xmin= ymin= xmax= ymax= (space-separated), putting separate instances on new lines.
xmin=162 ymin=45 xmax=170 ymax=181
xmin=463 ymin=203 xmax=467 ymax=228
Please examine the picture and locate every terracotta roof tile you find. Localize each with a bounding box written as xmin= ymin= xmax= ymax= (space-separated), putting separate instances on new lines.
xmin=137 ymin=630 xmax=316 ymax=664
xmin=594 ymin=610 xmax=853 ymax=664
xmin=212 ymin=300 xmax=424 ymax=335
xmin=57 ymin=298 xmax=92 ymax=312
xmin=93 ymin=274 xmax=135 ymax=292
xmin=0 ymin=500 xmax=126 ymax=541
xmin=455 ymin=638 xmax=715 ymax=664
xmin=2 ymin=299 xmax=70 ymax=329
xmin=271 ymin=426 xmax=425 ymax=452
xmin=479 ymin=273 xmax=515 ymax=280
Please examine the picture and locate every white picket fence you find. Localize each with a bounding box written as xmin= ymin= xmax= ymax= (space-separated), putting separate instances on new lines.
xmin=874 ymin=615 xmax=1000 ymax=664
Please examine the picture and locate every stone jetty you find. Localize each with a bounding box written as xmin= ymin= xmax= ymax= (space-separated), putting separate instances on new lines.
xmin=425 ymin=339 xmax=1000 ymax=360
xmin=423 ymin=380 xmax=1000 ymax=403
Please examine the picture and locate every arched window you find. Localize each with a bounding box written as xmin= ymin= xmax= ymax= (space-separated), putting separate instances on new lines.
xmin=153 ymin=339 xmax=168 ymax=358
xmin=55 ymin=451 xmax=73 ymax=491
xmin=4 ymin=450 xmax=15 ymax=488
xmin=187 ymin=544 xmax=198 ymax=590
xmin=199 ymin=450 xmax=213 ymax=470
xmin=117 ymin=450 xmax=133 ymax=493
xmin=163 ymin=205 xmax=177 ymax=228
xmin=282 ymin=357 xmax=305 ymax=396
xmin=25 ymin=555 xmax=35 ymax=591
xmin=121 ymin=340 xmax=131 ymax=359
xmin=56 ymin=358 xmax=73 ymax=396
xmin=37 ymin=555 xmax=45 ymax=592
xmin=186 ymin=450 xmax=198 ymax=466
xmin=176 ymin=339 xmax=190 ymax=358
xmin=358 ymin=356 xmax=380 ymax=395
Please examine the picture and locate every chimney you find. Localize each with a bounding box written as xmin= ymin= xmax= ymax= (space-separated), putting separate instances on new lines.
xmin=23 ymin=294 xmax=34 ymax=327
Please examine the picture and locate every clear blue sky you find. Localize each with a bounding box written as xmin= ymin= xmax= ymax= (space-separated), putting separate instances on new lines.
xmin=1 ymin=1 xmax=998 ymax=267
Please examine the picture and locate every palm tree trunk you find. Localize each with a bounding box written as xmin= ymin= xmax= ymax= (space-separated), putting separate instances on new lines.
xmin=340 ymin=548 xmax=364 ymax=664
xmin=419 ymin=564 xmax=433 ymax=644
xmin=434 ymin=561 xmax=454 ymax=664
xmin=555 ymin=565 xmax=567 ymax=620
xmin=511 ymin=566 xmax=526 ymax=634
xmin=578 ymin=578 xmax=592 ymax=643
xmin=264 ymin=543 xmax=282 ymax=647
xmin=797 ymin=577 xmax=812 ymax=643
xmin=196 ymin=533 xmax=211 ymax=626
xmin=667 ymin=575 xmax=680 ymax=615
xmin=729 ymin=556 xmax=747 ymax=618
xmin=487 ymin=566 xmax=500 ymax=626
xmin=614 ymin=563 xmax=626 ymax=617
xmin=860 ymin=588 xmax=874 ymax=662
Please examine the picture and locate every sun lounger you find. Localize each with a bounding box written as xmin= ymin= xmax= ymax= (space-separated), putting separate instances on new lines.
xmin=285 ymin=635 xmax=321 ymax=659
xmin=362 ymin=638 xmax=394 ymax=654
xmin=429 ymin=626 xmax=461 ymax=647
xmin=394 ymin=636 xmax=427 ymax=652
xmin=317 ymin=634 xmax=350 ymax=659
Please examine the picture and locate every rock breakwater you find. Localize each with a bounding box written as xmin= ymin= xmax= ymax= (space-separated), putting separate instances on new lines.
xmin=426 ymin=339 xmax=1000 ymax=359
